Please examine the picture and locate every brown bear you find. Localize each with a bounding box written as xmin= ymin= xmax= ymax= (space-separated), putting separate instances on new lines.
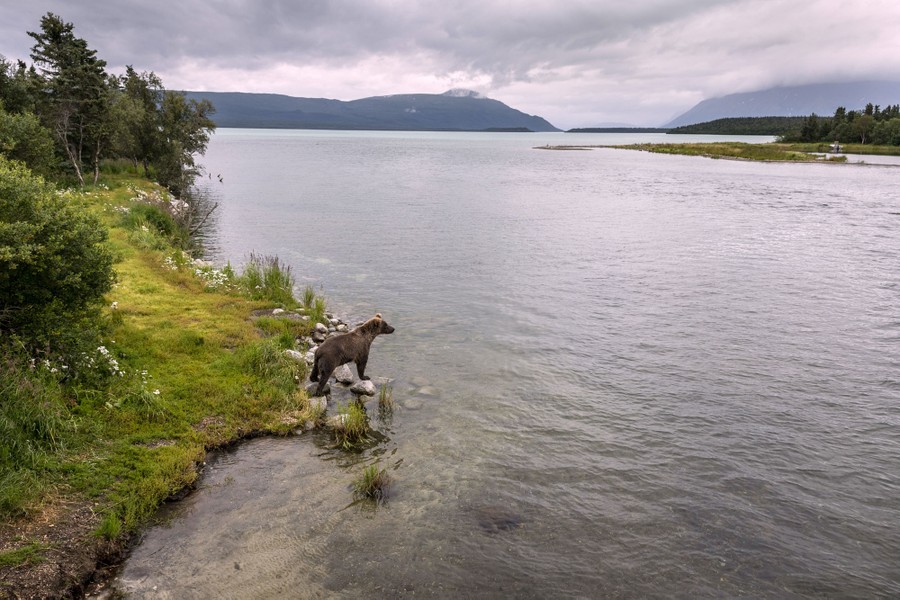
xmin=309 ymin=313 xmax=395 ymax=396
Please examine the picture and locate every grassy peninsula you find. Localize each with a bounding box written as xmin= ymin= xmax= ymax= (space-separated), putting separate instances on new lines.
xmin=538 ymin=141 xmax=900 ymax=161
xmin=0 ymin=169 xmax=328 ymax=597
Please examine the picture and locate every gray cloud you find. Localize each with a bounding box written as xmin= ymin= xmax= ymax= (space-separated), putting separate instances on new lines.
xmin=2 ymin=0 xmax=899 ymax=128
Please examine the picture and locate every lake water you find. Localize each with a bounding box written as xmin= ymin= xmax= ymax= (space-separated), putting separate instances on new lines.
xmin=115 ymin=131 xmax=900 ymax=598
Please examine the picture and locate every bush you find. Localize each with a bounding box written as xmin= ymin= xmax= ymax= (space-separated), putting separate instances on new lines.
xmin=0 ymin=157 xmax=115 ymax=349
xmin=0 ymin=108 xmax=56 ymax=178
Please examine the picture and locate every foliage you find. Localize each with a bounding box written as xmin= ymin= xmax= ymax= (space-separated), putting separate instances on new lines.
xmin=0 ymin=156 xmax=115 ymax=350
xmin=232 ymin=253 xmax=296 ymax=305
xmin=0 ymin=105 xmax=56 ymax=177
xmin=353 ymin=464 xmax=392 ymax=502
xmin=28 ymin=13 xmax=111 ymax=186
xmin=3 ymin=14 xmax=216 ymax=193
xmin=153 ymin=91 xmax=216 ymax=196
xmin=668 ymin=116 xmax=805 ymax=136
xmin=779 ymin=103 xmax=900 ymax=145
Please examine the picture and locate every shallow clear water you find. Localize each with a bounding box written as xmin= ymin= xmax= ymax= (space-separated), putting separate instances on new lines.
xmin=116 ymin=131 xmax=900 ymax=598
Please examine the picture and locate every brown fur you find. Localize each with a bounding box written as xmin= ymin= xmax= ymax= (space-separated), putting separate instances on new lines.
xmin=309 ymin=313 xmax=395 ymax=396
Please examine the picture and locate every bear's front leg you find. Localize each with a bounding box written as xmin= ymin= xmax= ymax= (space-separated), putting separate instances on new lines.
xmin=356 ymin=356 xmax=369 ymax=380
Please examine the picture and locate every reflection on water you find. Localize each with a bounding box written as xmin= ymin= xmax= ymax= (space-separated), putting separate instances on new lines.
xmin=116 ymin=131 xmax=900 ymax=598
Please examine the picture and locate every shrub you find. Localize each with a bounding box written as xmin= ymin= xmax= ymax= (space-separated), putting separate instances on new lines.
xmin=0 ymin=156 xmax=115 ymax=349
xmin=0 ymin=108 xmax=56 ymax=178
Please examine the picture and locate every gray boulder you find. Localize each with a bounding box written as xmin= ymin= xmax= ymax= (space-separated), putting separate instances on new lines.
xmin=333 ymin=364 xmax=355 ymax=384
xmin=350 ymin=380 xmax=377 ymax=396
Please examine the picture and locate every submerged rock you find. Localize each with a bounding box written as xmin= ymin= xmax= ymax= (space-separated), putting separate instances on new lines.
xmin=473 ymin=506 xmax=524 ymax=534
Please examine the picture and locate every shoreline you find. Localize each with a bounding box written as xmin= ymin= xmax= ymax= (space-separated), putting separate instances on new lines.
xmin=0 ymin=175 xmax=352 ymax=599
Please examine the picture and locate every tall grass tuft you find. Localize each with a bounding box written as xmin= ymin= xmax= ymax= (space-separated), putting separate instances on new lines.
xmin=302 ymin=285 xmax=316 ymax=309
xmin=332 ymin=402 xmax=371 ymax=449
xmin=237 ymin=253 xmax=296 ymax=305
xmin=310 ymin=296 xmax=328 ymax=324
xmin=377 ymin=385 xmax=394 ymax=410
xmin=353 ymin=464 xmax=392 ymax=503
xmin=0 ymin=356 xmax=74 ymax=516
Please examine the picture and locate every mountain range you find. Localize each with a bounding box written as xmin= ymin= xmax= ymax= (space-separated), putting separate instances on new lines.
xmin=663 ymin=81 xmax=900 ymax=127
xmin=183 ymin=89 xmax=560 ymax=132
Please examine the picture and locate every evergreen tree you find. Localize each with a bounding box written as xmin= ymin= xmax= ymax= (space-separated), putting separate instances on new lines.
xmin=28 ymin=13 xmax=110 ymax=186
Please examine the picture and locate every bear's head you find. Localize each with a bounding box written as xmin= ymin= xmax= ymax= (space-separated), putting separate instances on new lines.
xmin=369 ymin=313 xmax=394 ymax=335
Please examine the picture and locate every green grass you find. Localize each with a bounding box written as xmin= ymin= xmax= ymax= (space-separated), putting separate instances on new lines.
xmin=619 ymin=142 xmax=821 ymax=162
xmin=0 ymin=542 xmax=49 ymax=568
xmin=352 ymin=464 xmax=392 ymax=502
xmin=332 ymin=402 xmax=371 ymax=449
xmin=234 ymin=253 xmax=296 ymax=305
xmin=0 ymin=172 xmax=312 ymax=538
xmin=378 ymin=385 xmax=394 ymax=410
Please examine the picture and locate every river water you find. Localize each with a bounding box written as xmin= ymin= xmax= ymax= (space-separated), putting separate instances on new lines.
xmin=115 ymin=131 xmax=900 ymax=598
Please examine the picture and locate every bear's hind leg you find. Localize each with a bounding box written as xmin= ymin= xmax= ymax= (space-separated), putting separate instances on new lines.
xmin=310 ymin=354 xmax=320 ymax=382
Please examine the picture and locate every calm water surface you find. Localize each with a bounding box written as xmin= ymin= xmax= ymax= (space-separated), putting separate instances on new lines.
xmin=116 ymin=131 xmax=900 ymax=598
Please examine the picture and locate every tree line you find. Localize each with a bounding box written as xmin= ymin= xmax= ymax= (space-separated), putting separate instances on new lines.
xmin=0 ymin=12 xmax=215 ymax=194
xmin=781 ymin=103 xmax=900 ymax=145
xmin=668 ymin=117 xmax=806 ymax=136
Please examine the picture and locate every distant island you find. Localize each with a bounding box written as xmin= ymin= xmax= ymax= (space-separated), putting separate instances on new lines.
xmin=183 ymin=89 xmax=560 ymax=132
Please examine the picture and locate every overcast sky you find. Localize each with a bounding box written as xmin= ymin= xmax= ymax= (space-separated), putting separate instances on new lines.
xmin=2 ymin=1 xmax=899 ymax=128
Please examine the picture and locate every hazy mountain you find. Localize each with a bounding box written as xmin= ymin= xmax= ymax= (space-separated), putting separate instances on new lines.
xmin=663 ymin=81 xmax=900 ymax=128
xmin=183 ymin=89 xmax=560 ymax=132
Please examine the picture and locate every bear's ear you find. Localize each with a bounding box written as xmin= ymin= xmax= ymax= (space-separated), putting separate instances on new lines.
xmin=375 ymin=313 xmax=382 ymax=319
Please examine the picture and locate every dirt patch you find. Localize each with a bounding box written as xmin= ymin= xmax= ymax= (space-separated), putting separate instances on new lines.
xmin=0 ymin=499 xmax=123 ymax=599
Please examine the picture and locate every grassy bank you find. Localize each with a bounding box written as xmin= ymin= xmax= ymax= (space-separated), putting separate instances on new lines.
xmin=1 ymin=171 xmax=322 ymax=596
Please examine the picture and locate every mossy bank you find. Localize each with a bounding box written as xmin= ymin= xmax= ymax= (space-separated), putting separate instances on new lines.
xmin=0 ymin=170 xmax=325 ymax=598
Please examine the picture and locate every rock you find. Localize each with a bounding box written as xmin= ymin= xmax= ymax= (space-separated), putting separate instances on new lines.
xmin=272 ymin=308 xmax=285 ymax=315
xmin=329 ymin=318 xmax=339 ymax=326
xmin=312 ymin=331 xmax=326 ymax=343
xmin=333 ymin=364 xmax=355 ymax=384
xmin=306 ymin=382 xmax=329 ymax=396
xmin=336 ymin=324 xmax=349 ymax=333
xmin=283 ymin=349 xmax=305 ymax=363
xmin=305 ymin=348 xmax=317 ymax=365
xmin=327 ymin=326 xmax=336 ymax=333
xmin=350 ymin=380 xmax=377 ymax=396
xmin=308 ymin=396 xmax=327 ymax=412
xmin=327 ymin=413 xmax=348 ymax=428
xmin=314 ymin=322 xmax=328 ymax=334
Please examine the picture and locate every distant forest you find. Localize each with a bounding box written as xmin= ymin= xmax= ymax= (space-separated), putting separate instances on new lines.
xmin=668 ymin=117 xmax=804 ymax=136
xmin=667 ymin=104 xmax=900 ymax=145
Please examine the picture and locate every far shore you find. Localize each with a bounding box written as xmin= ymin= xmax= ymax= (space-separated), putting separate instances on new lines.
xmin=535 ymin=141 xmax=900 ymax=163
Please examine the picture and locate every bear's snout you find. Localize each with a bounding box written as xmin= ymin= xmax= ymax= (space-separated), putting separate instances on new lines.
xmin=383 ymin=324 xmax=395 ymax=334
